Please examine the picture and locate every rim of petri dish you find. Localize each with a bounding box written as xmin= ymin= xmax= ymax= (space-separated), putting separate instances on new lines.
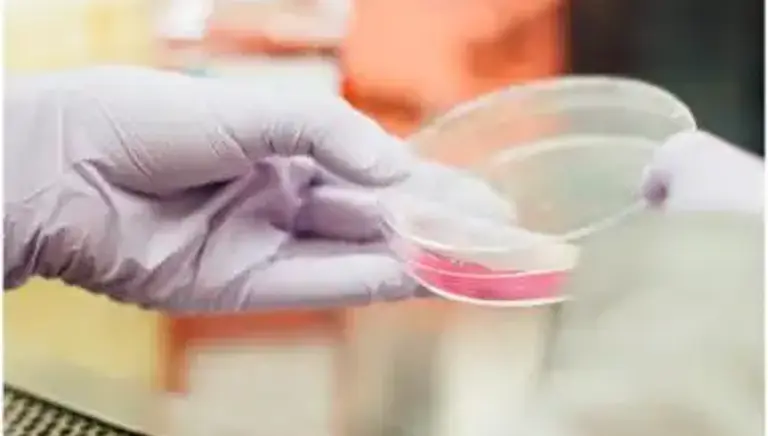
xmin=379 ymin=142 xmax=652 ymax=258
xmin=415 ymin=281 xmax=572 ymax=308
xmin=392 ymin=76 xmax=697 ymax=255
xmin=378 ymin=194 xmax=561 ymax=255
xmin=411 ymin=75 xmax=697 ymax=144
xmin=380 ymin=193 xmax=575 ymax=308
xmin=478 ymin=141 xmax=654 ymax=243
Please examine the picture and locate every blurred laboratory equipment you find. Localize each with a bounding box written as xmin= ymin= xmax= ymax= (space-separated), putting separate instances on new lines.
xmin=160 ymin=311 xmax=345 ymax=436
xmin=156 ymin=0 xmax=346 ymax=90
xmin=530 ymin=211 xmax=763 ymax=436
xmin=155 ymin=0 xmax=212 ymax=73
xmin=341 ymin=0 xmax=566 ymax=135
xmin=4 ymin=387 xmax=151 ymax=436
xmin=6 ymin=0 xmax=155 ymax=71
xmin=345 ymin=301 xmax=556 ymax=436
xmin=204 ymin=0 xmax=344 ymax=92
xmin=570 ymin=0 xmax=763 ymax=155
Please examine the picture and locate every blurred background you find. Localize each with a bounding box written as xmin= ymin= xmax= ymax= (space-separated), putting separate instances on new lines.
xmin=4 ymin=0 xmax=763 ymax=435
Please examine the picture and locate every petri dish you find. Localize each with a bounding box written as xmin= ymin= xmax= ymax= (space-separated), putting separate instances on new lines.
xmin=382 ymin=76 xmax=697 ymax=307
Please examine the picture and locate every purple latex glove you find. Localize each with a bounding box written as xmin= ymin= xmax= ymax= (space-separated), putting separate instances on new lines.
xmin=3 ymin=66 xmax=512 ymax=312
xmin=641 ymin=130 xmax=764 ymax=214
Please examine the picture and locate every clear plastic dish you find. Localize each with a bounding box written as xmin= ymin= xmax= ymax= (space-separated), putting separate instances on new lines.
xmin=382 ymin=76 xmax=697 ymax=307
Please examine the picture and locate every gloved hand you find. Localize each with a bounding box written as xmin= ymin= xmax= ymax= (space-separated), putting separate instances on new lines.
xmin=641 ymin=130 xmax=764 ymax=214
xmin=4 ymin=66 xmax=511 ymax=312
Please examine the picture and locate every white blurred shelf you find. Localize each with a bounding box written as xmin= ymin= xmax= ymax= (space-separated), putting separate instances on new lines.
xmin=205 ymin=55 xmax=340 ymax=95
xmin=435 ymin=307 xmax=555 ymax=436
xmin=169 ymin=341 xmax=337 ymax=436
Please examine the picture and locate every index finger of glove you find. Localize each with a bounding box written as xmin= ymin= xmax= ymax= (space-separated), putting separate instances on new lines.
xmin=207 ymin=83 xmax=415 ymax=186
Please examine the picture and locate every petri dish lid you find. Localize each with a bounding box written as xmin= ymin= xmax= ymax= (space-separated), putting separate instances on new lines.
xmin=403 ymin=76 xmax=696 ymax=242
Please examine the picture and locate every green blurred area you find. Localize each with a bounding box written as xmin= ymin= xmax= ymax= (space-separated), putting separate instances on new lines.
xmin=571 ymin=0 xmax=763 ymax=156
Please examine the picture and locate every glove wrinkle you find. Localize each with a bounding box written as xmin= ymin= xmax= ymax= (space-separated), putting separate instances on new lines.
xmin=3 ymin=66 xmax=512 ymax=310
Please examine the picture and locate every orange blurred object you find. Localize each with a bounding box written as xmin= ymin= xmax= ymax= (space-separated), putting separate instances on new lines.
xmin=156 ymin=0 xmax=343 ymax=73
xmin=204 ymin=0 xmax=341 ymax=56
xmin=161 ymin=311 xmax=343 ymax=393
xmin=342 ymin=0 xmax=566 ymax=135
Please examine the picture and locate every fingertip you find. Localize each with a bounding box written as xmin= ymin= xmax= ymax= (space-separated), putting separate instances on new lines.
xmin=640 ymin=166 xmax=670 ymax=206
xmin=295 ymin=185 xmax=383 ymax=241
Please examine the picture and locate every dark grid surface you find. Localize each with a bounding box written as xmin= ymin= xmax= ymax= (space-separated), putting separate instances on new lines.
xmin=4 ymin=386 xmax=149 ymax=436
